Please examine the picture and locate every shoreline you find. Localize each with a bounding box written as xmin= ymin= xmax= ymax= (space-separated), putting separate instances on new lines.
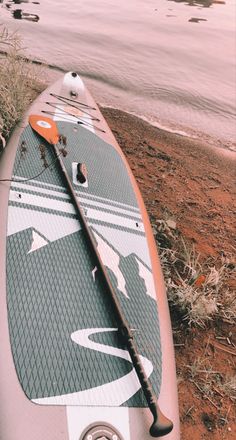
xmin=99 ymin=104 xmax=236 ymax=156
xmin=1 ymin=51 xmax=235 ymax=152
xmin=100 ymin=106 xmax=235 ymax=258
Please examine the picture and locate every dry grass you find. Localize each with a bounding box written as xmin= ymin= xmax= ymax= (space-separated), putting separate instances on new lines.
xmin=218 ymin=376 xmax=236 ymax=400
xmin=186 ymin=355 xmax=236 ymax=402
xmin=0 ymin=25 xmax=44 ymax=150
xmin=154 ymin=219 xmax=236 ymax=327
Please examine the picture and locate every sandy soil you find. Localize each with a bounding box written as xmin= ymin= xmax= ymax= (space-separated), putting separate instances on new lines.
xmin=101 ymin=107 xmax=236 ymax=440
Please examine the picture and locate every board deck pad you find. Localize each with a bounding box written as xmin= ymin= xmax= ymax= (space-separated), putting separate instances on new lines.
xmin=7 ymin=122 xmax=162 ymax=407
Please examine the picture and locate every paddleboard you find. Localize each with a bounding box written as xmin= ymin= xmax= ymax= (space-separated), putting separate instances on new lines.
xmin=0 ymin=72 xmax=180 ymax=440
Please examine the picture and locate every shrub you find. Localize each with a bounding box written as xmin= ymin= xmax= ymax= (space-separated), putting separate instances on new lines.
xmin=0 ymin=26 xmax=43 ymax=150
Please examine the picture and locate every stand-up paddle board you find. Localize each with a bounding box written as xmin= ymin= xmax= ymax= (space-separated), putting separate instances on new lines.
xmin=0 ymin=72 xmax=179 ymax=440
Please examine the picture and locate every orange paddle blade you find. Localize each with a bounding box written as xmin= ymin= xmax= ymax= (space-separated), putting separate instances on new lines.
xmin=29 ymin=115 xmax=59 ymax=145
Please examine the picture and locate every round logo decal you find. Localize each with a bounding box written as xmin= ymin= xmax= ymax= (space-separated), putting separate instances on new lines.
xmin=36 ymin=120 xmax=52 ymax=129
xmin=81 ymin=423 xmax=123 ymax=440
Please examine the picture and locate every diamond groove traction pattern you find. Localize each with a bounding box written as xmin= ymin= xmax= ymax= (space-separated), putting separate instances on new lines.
xmin=6 ymin=122 xmax=162 ymax=407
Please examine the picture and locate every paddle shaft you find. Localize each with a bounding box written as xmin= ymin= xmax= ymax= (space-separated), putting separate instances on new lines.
xmin=51 ymin=143 xmax=173 ymax=437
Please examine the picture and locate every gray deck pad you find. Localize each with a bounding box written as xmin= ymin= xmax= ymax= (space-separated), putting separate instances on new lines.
xmin=7 ymin=122 xmax=162 ymax=407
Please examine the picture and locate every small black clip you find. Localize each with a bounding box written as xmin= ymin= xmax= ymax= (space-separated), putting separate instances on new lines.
xmin=76 ymin=163 xmax=87 ymax=184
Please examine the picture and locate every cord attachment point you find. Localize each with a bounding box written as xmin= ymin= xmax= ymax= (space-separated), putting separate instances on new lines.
xmin=77 ymin=163 xmax=87 ymax=184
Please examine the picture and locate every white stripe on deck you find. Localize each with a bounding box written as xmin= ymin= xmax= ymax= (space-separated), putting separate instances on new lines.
xmin=9 ymin=190 xmax=144 ymax=233
xmin=12 ymin=176 xmax=140 ymax=212
xmin=11 ymin=181 xmax=142 ymax=220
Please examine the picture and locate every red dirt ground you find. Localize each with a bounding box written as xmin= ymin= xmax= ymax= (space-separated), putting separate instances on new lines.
xmin=101 ymin=107 xmax=236 ymax=440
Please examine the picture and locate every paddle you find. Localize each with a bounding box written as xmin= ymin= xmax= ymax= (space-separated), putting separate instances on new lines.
xmin=29 ymin=114 xmax=173 ymax=438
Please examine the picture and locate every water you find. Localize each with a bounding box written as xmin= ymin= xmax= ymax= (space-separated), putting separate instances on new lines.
xmin=1 ymin=0 xmax=236 ymax=146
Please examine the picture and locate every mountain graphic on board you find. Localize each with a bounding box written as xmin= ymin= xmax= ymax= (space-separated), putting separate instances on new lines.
xmin=6 ymin=227 xmax=161 ymax=407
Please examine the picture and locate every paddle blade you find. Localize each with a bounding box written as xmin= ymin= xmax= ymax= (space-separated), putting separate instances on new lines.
xmin=29 ymin=115 xmax=59 ymax=145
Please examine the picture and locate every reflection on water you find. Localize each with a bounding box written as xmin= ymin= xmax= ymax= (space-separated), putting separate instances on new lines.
xmin=188 ymin=17 xmax=208 ymax=22
xmin=0 ymin=0 xmax=234 ymax=144
xmin=8 ymin=0 xmax=40 ymax=3
xmin=168 ymin=0 xmax=225 ymax=6
xmin=1 ymin=0 xmax=40 ymax=22
xmin=12 ymin=9 xmax=39 ymax=21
